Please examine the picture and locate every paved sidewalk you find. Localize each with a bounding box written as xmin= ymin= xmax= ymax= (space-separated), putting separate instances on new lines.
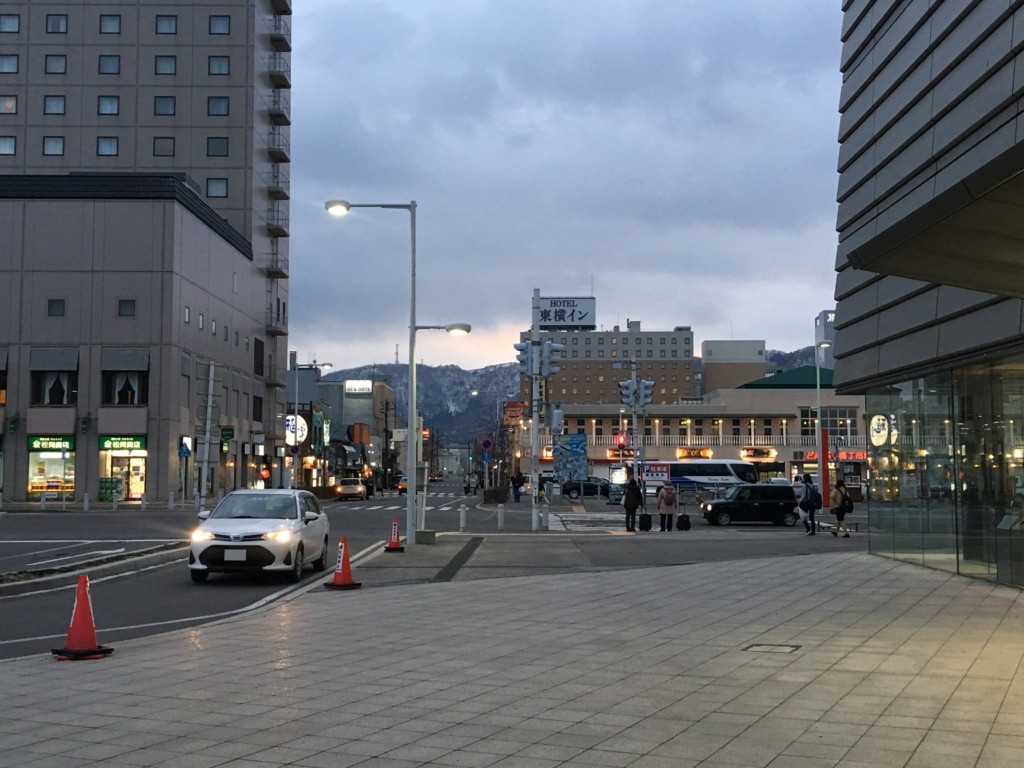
xmin=2 ymin=538 xmax=1024 ymax=768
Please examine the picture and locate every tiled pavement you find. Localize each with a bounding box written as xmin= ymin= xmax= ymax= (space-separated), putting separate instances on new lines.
xmin=2 ymin=538 xmax=1024 ymax=768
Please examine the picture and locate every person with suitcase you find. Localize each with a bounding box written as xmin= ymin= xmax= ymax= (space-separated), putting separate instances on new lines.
xmin=656 ymin=481 xmax=678 ymax=531
xmin=622 ymin=472 xmax=643 ymax=532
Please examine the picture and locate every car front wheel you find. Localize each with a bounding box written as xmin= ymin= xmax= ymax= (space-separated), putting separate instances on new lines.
xmin=566 ymin=487 xmax=581 ymax=499
xmin=781 ymin=510 xmax=799 ymax=527
xmin=715 ymin=511 xmax=732 ymax=526
xmin=288 ymin=545 xmax=304 ymax=583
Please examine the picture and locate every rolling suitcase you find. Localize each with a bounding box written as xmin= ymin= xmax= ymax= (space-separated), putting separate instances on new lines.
xmin=678 ymin=513 xmax=691 ymax=531
xmin=638 ymin=512 xmax=652 ymax=532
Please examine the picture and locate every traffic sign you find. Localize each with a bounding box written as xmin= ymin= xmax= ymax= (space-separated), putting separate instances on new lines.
xmin=178 ymin=444 xmax=191 ymax=458
xmin=481 ymin=438 xmax=493 ymax=451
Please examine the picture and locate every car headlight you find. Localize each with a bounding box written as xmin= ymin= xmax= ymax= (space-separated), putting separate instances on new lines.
xmin=191 ymin=529 xmax=214 ymax=542
xmin=262 ymin=529 xmax=293 ymax=543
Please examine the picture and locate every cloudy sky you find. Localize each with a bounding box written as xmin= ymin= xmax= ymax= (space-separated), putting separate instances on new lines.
xmin=288 ymin=1 xmax=844 ymax=371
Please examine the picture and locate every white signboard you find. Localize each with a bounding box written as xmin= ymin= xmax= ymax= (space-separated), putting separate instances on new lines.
xmin=284 ymin=414 xmax=308 ymax=446
xmin=345 ymin=380 xmax=373 ymax=394
xmin=532 ymin=296 xmax=596 ymax=330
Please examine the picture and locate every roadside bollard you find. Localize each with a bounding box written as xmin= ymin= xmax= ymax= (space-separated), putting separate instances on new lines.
xmin=40 ymin=495 xmax=47 ymax=511
xmin=497 ymin=503 xmax=505 ymax=532
xmin=194 ymin=493 xmax=201 ymax=510
xmin=141 ymin=494 xmax=147 ymax=511
xmin=459 ymin=504 xmax=467 ymax=532
xmin=542 ymin=503 xmax=549 ymax=531
xmin=112 ymin=491 xmax=119 ymax=511
xmin=168 ymin=492 xmax=174 ymax=507
xmin=83 ymin=493 xmax=89 ymax=512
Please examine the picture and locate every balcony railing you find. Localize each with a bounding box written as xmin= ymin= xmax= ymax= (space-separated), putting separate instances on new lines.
xmin=260 ymin=251 xmax=289 ymax=278
xmin=266 ymin=14 xmax=291 ymax=52
xmin=266 ymin=90 xmax=290 ymax=126
xmin=264 ymin=307 xmax=287 ymax=336
xmin=267 ymin=127 xmax=290 ymax=162
xmin=267 ymin=53 xmax=291 ymax=88
xmin=266 ymin=206 xmax=289 ymax=237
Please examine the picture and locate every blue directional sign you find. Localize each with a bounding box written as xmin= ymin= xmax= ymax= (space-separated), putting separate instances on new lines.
xmin=178 ymin=444 xmax=191 ymax=458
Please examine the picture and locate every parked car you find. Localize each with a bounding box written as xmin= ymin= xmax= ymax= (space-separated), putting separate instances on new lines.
xmin=397 ymin=475 xmax=408 ymax=495
xmin=429 ymin=473 xmax=442 ymax=482
xmin=188 ymin=489 xmax=330 ymax=583
xmin=562 ymin=476 xmax=610 ymax=499
xmin=699 ymin=483 xmax=799 ymax=526
xmin=335 ymin=477 xmax=372 ymax=500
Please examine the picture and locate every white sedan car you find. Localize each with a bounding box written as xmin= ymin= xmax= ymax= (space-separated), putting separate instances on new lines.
xmin=188 ymin=489 xmax=330 ymax=583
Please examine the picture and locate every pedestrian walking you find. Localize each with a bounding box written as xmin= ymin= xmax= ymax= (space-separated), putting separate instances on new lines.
xmin=830 ymin=479 xmax=853 ymax=537
xmin=799 ymin=473 xmax=821 ymax=535
xmin=622 ymin=473 xmax=643 ymax=532
xmin=656 ymin=481 xmax=678 ymax=531
xmin=511 ymin=472 xmax=524 ymax=503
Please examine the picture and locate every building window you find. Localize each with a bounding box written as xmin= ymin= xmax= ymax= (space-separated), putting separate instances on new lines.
xmin=154 ymin=56 xmax=176 ymax=75
xmin=253 ymin=395 xmax=263 ymax=422
xmin=102 ymin=371 xmax=148 ymax=405
xmin=208 ymin=56 xmax=230 ymax=75
xmin=31 ymin=371 xmax=78 ymax=405
xmin=198 ymin=313 xmax=204 ymax=330
xmin=253 ymin=338 xmax=264 ymax=376
xmin=209 ymin=15 xmax=230 ymax=34
xmin=211 ymin=319 xmax=217 ymax=335
xmin=97 ymin=136 xmax=118 ymax=156
xmin=97 ymin=95 xmax=119 ymax=115
xmin=0 ymin=55 xmax=17 ymax=74
xmin=206 ymin=178 xmax=227 ymax=197
xmin=47 ymin=298 xmax=65 ymax=316
xmin=44 ymin=55 xmax=66 ymax=74
xmin=99 ymin=15 xmax=121 ymax=34
xmin=153 ymin=96 xmax=175 ymax=115
xmin=45 ymin=14 xmax=66 ymax=33
xmin=153 ymin=137 xmax=174 ymax=157
xmin=0 ymin=14 xmax=19 ymax=33
xmin=42 ymin=136 xmax=64 ymax=155
xmin=98 ymin=55 xmax=120 ymax=74
xmin=206 ymin=137 xmax=228 ymax=156
xmin=184 ymin=306 xmax=190 ymax=323
xmin=118 ymin=299 xmax=136 ymax=317
xmin=156 ymin=15 xmax=177 ymax=34
xmin=0 ymin=95 xmax=15 ymax=114
xmin=0 ymin=136 xmax=14 ymax=155
xmin=207 ymin=96 xmax=229 ymax=115
xmin=43 ymin=95 xmax=65 ymax=114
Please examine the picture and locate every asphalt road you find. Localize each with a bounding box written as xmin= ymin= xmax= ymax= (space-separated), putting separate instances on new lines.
xmin=0 ymin=482 xmax=868 ymax=660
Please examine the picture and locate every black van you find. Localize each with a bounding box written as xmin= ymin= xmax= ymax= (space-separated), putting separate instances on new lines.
xmin=699 ymin=483 xmax=799 ymax=526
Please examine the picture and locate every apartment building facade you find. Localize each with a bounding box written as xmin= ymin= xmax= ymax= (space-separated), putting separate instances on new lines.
xmin=0 ymin=1 xmax=292 ymax=503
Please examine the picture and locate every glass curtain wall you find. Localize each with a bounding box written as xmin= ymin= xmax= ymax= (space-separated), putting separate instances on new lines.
xmin=866 ymin=353 xmax=1024 ymax=584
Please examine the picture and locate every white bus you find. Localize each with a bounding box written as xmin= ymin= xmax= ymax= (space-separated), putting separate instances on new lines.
xmin=641 ymin=459 xmax=758 ymax=494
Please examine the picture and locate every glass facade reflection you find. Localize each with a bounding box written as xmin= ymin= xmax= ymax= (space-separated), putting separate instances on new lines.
xmin=867 ymin=353 xmax=1024 ymax=585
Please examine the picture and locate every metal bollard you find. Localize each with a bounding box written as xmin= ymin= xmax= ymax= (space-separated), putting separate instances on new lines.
xmin=40 ymin=495 xmax=47 ymax=511
xmin=497 ymin=502 xmax=505 ymax=532
xmin=194 ymin=493 xmax=201 ymax=510
xmin=141 ymin=493 xmax=147 ymax=511
xmin=83 ymin=493 xmax=89 ymax=512
xmin=112 ymin=492 xmax=119 ymax=511
xmin=542 ymin=503 xmax=549 ymax=531
xmin=459 ymin=504 xmax=467 ymax=532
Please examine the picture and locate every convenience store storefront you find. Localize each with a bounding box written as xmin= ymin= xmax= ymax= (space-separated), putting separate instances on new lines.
xmin=27 ymin=435 xmax=74 ymax=500
xmin=99 ymin=435 xmax=147 ymax=500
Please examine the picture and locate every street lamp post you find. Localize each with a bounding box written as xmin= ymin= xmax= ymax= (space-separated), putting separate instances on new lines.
xmin=814 ymin=340 xmax=833 ymax=497
xmin=325 ymin=199 xmax=470 ymax=544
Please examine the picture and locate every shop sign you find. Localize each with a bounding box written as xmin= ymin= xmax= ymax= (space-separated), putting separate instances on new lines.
xmin=100 ymin=435 xmax=146 ymax=451
xmin=220 ymin=427 xmax=234 ymax=440
xmin=28 ymin=435 xmax=74 ymax=451
xmin=741 ymin=447 xmax=778 ymax=460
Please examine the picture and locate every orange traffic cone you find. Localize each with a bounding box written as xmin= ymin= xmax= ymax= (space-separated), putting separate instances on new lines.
xmin=384 ymin=517 xmax=404 ymax=552
xmin=324 ymin=536 xmax=361 ymax=590
xmin=52 ymin=574 xmax=114 ymax=660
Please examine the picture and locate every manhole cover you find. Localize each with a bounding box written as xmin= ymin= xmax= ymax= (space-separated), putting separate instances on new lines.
xmin=743 ymin=644 xmax=800 ymax=653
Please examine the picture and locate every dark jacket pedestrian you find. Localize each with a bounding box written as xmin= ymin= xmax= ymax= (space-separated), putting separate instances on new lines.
xmin=622 ymin=476 xmax=643 ymax=532
xmin=801 ymin=473 xmax=818 ymax=535
xmin=511 ymin=472 xmax=525 ymax=503
xmin=830 ymin=479 xmax=852 ymax=537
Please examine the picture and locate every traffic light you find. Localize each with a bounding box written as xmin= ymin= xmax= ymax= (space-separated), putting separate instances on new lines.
xmin=513 ymin=341 xmax=532 ymax=375
xmin=638 ymin=379 xmax=654 ymax=406
xmin=550 ymin=408 xmax=564 ymax=433
xmin=618 ymin=379 xmax=635 ymax=405
xmin=616 ymin=432 xmax=627 ymax=447
xmin=540 ymin=340 xmax=566 ymax=376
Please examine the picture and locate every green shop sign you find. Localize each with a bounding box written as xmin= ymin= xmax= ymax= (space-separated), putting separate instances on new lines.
xmin=100 ymin=436 xmax=147 ymax=451
xmin=28 ymin=436 xmax=75 ymax=451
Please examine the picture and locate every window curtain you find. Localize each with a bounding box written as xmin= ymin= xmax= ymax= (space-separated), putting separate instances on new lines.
xmin=115 ymin=372 xmax=139 ymax=404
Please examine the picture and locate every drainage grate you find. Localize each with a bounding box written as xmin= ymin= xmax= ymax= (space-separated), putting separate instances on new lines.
xmin=743 ymin=644 xmax=800 ymax=653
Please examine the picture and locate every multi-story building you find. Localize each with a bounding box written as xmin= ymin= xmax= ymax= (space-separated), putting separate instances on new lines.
xmin=700 ymin=340 xmax=767 ymax=394
xmin=0 ymin=1 xmax=291 ymax=502
xmin=520 ymin=320 xmax=697 ymax=406
xmin=833 ymin=1 xmax=1024 ymax=586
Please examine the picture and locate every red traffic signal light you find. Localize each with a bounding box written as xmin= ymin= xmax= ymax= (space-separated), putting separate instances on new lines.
xmin=616 ymin=433 xmax=626 ymax=447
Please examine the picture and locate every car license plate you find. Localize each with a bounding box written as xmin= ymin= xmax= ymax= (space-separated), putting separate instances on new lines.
xmin=224 ymin=549 xmax=246 ymax=562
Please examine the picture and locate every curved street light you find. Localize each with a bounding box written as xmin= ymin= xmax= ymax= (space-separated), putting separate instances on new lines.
xmin=324 ymin=198 xmax=470 ymax=543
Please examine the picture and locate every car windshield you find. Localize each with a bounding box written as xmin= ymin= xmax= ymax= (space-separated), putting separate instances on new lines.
xmin=724 ymin=486 xmax=743 ymax=500
xmin=341 ymin=479 xmax=360 ymax=485
xmin=210 ymin=494 xmax=296 ymax=520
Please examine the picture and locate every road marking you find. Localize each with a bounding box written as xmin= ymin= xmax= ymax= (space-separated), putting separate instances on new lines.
xmin=27 ymin=548 xmax=126 ymax=567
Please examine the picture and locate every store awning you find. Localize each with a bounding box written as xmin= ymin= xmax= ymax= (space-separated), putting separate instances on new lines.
xmin=29 ymin=348 xmax=78 ymax=370
xmin=101 ymin=349 xmax=150 ymax=370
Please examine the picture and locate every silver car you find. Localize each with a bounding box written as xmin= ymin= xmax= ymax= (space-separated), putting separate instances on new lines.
xmin=188 ymin=489 xmax=331 ymax=583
